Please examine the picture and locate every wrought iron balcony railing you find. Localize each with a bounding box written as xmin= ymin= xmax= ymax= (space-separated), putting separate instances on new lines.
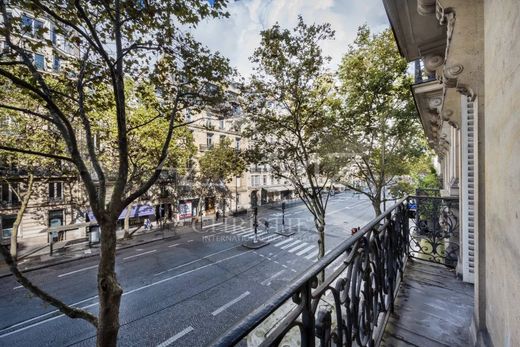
xmin=212 ymin=195 xmax=460 ymax=347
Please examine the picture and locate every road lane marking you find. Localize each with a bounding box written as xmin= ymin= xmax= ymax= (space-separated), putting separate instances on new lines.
xmin=264 ymin=235 xmax=282 ymax=242
xmin=296 ymin=245 xmax=315 ymax=256
xmin=281 ymin=240 xmax=301 ymax=250
xmin=305 ymin=249 xmax=319 ymax=260
xmin=58 ymin=265 xmax=98 ymax=278
xmin=156 ymin=326 xmax=194 ymax=347
xmin=13 ymin=285 xmax=23 ymax=290
xmin=287 ymin=243 xmax=308 ymax=253
xmin=154 ymin=245 xmax=239 ymax=275
xmin=211 ymin=291 xmax=250 ymax=316
xmin=168 ymin=243 xmax=181 ymax=248
xmin=261 ymin=270 xmax=285 ymax=286
xmin=0 ymin=295 xmax=98 ymax=335
xmin=187 ymin=240 xmax=194 ymax=243
xmin=274 ymin=238 xmax=294 ymax=247
xmin=126 ymin=251 xmax=253 ymax=296
xmin=2 ymin=250 xmax=255 ymax=338
xmin=123 ymin=250 xmax=157 ymax=260
xmin=202 ymin=222 xmax=223 ymax=229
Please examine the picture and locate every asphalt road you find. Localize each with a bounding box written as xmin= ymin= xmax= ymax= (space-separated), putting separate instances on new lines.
xmin=0 ymin=192 xmax=374 ymax=347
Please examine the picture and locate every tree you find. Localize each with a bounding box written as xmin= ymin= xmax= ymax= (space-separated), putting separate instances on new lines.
xmin=242 ymin=17 xmax=338 ymax=261
xmin=335 ymin=26 xmax=425 ymax=215
xmin=0 ymin=1 xmax=232 ymax=345
xmin=0 ymin=83 xmax=70 ymax=260
xmin=195 ymin=138 xmax=245 ymax=216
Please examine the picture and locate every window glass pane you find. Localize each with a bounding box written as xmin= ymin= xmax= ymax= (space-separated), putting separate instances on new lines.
xmin=49 ymin=210 xmax=64 ymax=227
xmin=21 ymin=14 xmax=33 ymax=34
xmin=1 ymin=215 xmax=16 ymax=239
xmin=53 ymin=56 xmax=60 ymax=71
xmin=34 ymin=54 xmax=45 ymax=70
xmin=33 ymin=20 xmax=44 ymax=38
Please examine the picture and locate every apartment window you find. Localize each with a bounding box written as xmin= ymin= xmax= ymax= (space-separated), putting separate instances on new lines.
xmin=49 ymin=181 xmax=63 ymax=200
xmin=263 ymin=175 xmax=267 ymax=185
xmin=34 ymin=53 xmax=45 ymax=70
xmin=236 ymin=176 xmax=241 ymax=186
xmin=207 ymin=133 xmax=213 ymax=147
xmin=251 ymin=175 xmax=260 ymax=187
xmin=33 ymin=19 xmax=44 ymax=39
xmin=48 ymin=209 xmax=64 ymax=228
xmin=1 ymin=182 xmax=19 ymax=205
xmin=1 ymin=215 xmax=16 ymax=239
xmin=21 ymin=14 xmax=33 ymax=35
xmin=219 ymin=119 xmax=225 ymax=129
xmin=235 ymin=138 xmax=240 ymax=150
xmin=206 ymin=118 xmax=212 ymax=128
xmin=220 ymin=135 xmax=226 ymax=143
xmin=51 ymin=27 xmax=57 ymax=45
xmin=52 ymin=56 xmax=60 ymax=71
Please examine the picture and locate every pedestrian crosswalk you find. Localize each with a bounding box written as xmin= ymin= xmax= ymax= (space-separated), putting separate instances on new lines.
xmin=204 ymin=222 xmax=321 ymax=261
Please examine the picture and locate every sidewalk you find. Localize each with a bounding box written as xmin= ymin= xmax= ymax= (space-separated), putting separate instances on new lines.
xmin=0 ymin=216 xmax=231 ymax=278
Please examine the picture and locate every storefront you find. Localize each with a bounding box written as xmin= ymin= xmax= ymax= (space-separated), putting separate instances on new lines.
xmin=87 ymin=204 xmax=155 ymax=229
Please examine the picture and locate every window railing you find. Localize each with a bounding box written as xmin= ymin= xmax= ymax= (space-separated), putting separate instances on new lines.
xmin=212 ymin=195 xmax=460 ymax=346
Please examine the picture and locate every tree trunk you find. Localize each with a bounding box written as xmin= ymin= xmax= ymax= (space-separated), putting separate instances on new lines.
xmin=10 ymin=174 xmax=34 ymax=261
xmin=123 ymin=204 xmax=132 ymax=239
xmin=314 ymin=215 xmax=326 ymax=283
xmin=96 ymin=220 xmax=123 ymax=347
xmin=372 ymin=198 xmax=382 ymax=216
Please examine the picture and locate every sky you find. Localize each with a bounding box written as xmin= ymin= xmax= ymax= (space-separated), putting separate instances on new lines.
xmin=194 ymin=0 xmax=390 ymax=77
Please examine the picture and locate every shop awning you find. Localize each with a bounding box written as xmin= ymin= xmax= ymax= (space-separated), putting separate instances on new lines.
xmin=87 ymin=204 xmax=155 ymax=222
xmin=263 ymin=185 xmax=295 ymax=192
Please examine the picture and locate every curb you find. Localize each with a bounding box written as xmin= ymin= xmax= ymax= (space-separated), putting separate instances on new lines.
xmin=0 ymin=232 xmax=182 ymax=279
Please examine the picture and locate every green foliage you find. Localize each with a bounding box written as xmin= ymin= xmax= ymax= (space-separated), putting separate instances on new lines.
xmin=335 ymin=25 xmax=428 ymax=213
xmin=199 ymin=138 xmax=245 ymax=183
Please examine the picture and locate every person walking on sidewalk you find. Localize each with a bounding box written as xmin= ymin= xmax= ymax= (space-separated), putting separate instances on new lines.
xmin=215 ymin=209 xmax=220 ymax=221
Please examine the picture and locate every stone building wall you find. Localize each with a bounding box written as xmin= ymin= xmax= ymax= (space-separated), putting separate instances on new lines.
xmin=483 ymin=0 xmax=520 ymax=345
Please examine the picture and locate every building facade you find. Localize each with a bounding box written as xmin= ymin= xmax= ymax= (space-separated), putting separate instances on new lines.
xmin=383 ymin=0 xmax=520 ymax=345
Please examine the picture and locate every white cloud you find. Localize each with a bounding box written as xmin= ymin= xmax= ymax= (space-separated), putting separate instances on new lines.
xmin=192 ymin=0 xmax=389 ymax=77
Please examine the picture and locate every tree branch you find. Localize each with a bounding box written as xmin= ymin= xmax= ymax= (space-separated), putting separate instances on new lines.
xmin=0 ymin=245 xmax=98 ymax=328
xmin=0 ymin=145 xmax=74 ymax=163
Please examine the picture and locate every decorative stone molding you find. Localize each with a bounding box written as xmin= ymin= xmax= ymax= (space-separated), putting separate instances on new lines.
xmin=441 ymin=109 xmax=454 ymax=121
xmin=424 ymin=54 xmax=444 ymax=73
xmin=456 ymin=85 xmax=476 ymax=101
xmin=417 ymin=0 xmax=436 ymax=16
xmin=428 ymin=96 xmax=443 ymax=110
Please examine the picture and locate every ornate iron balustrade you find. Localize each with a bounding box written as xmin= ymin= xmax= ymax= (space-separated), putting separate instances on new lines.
xmin=212 ymin=197 xmax=410 ymax=347
xmin=408 ymin=195 xmax=459 ymax=267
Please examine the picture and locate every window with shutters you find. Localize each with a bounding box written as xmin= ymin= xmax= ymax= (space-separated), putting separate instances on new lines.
xmin=49 ymin=181 xmax=63 ymax=201
xmin=0 ymin=182 xmax=20 ymax=206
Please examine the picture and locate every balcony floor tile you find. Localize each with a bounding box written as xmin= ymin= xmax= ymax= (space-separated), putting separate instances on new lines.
xmin=381 ymin=259 xmax=474 ymax=347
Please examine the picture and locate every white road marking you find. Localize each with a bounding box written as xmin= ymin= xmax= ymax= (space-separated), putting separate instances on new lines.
xmin=12 ymin=285 xmax=23 ymax=290
xmin=202 ymin=222 xmax=223 ymax=229
xmin=247 ymin=231 xmax=268 ymax=239
xmin=2 ymin=250 xmax=255 ymax=338
xmin=0 ymin=295 xmax=98 ymax=336
xmin=211 ymin=291 xmax=250 ymax=316
xmin=239 ymin=231 xmax=255 ymax=237
xmin=187 ymin=240 xmax=194 ymax=243
xmin=291 ymin=269 xmax=297 ymax=273
xmin=126 ymin=251 xmax=253 ymax=296
xmin=57 ymin=265 xmax=98 ymax=278
xmin=305 ymin=249 xmax=319 ymax=260
xmin=264 ymin=235 xmax=282 ymax=242
xmin=168 ymin=243 xmax=181 ymax=248
xmin=261 ymin=270 xmax=285 ymax=286
xmin=281 ymin=240 xmax=301 ymax=250
xmin=296 ymin=245 xmax=315 ymax=256
xmin=274 ymin=238 xmax=294 ymax=247
xmin=287 ymin=243 xmax=308 ymax=253
xmin=154 ymin=245 xmax=238 ymax=275
xmin=282 ymin=264 xmax=288 ymax=268
xmin=156 ymin=326 xmax=194 ymax=347
xmin=123 ymin=250 xmax=157 ymax=260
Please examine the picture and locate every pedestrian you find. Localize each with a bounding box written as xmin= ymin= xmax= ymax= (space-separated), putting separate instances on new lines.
xmin=144 ymin=217 xmax=152 ymax=230
xmin=216 ymin=209 xmax=220 ymax=221
xmin=264 ymin=220 xmax=269 ymax=231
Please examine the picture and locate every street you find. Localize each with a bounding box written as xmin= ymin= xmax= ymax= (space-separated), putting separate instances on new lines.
xmin=0 ymin=193 xmax=374 ymax=347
